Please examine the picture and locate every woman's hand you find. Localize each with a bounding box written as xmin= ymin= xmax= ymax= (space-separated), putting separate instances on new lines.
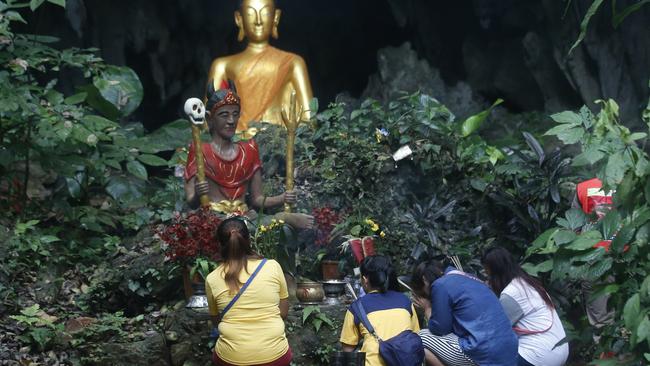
xmin=412 ymin=295 xmax=432 ymax=319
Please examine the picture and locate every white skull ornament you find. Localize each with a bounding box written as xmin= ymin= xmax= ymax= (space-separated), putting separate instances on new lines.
xmin=184 ymin=98 xmax=205 ymax=125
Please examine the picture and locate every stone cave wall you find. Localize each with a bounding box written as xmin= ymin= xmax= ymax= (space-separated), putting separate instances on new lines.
xmin=19 ymin=0 xmax=650 ymax=129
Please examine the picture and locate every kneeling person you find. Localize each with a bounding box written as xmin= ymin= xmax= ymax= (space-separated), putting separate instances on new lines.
xmin=412 ymin=260 xmax=518 ymax=366
xmin=340 ymin=255 xmax=420 ymax=366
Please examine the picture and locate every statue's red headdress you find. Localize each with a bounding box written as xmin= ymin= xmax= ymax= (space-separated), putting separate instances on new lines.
xmin=206 ymin=79 xmax=240 ymax=114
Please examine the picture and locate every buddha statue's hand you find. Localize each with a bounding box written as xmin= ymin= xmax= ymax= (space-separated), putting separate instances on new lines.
xmin=195 ymin=181 xmax=210 ymax=197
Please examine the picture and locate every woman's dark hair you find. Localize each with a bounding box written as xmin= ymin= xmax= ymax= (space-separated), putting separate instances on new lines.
xmin=360 ymin=255 xmax=399 ymax=293
xmin=216 ymin=218 xmax=260 ymax=294
xmin=481 ymin=246 xmax=554 ymax=308
xmin=410 ymin=259 xmax=446 ymax=298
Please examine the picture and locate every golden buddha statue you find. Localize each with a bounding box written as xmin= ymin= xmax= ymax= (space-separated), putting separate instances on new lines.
xmin=207 ymin=0 xmax=314 ymax=131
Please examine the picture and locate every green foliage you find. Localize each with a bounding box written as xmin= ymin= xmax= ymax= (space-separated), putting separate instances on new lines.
xmin=568 ymin=0 xmax=650 ymax=53
xmin=0 ymin=2 xmax=188 ymax=283
xmin=188 ymin=257 xmax=218 ymax=282
xmin=301 ymin=305 xmax=335 ymax=333
xmin=10 ymin=304 xmax=63 ymax=351
xmin=314 ymin=344 xmax=335 ymax=365
xmin=70 ymin=311 xmax=129 ymax=347
xmin=266 ymin=91 xmax=573 ymax=275
xmin=461 ymin=98 xmax=503 ymax=137
xmin=527 ymin=91 xmax=650 ymax=362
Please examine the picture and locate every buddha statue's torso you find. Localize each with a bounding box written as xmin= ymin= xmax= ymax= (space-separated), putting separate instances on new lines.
xmin=210 ymin=45 xmax=305 ymax=130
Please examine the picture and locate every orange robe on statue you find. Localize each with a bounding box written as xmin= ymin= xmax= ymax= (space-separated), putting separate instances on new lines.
xmin=230 ymin=46 xmax=295 ymax=130
xmin=184 ymin=139 xmax=262 ymax=201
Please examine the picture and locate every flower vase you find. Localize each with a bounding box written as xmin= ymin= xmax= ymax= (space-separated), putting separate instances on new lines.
xmin=186 ymin=281 xmax=209 ymax=308
xmin=348 ymin=236 xmax=376 ymax=265
xmin=321 ymin=260 xmax=342 ymax=280
xmin=361 ymin=236 xmax=376 ymax=257
xmin=182 ymin=266 xmax=203 ymax=299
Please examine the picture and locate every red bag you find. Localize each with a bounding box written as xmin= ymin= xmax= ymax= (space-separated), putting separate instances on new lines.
xmin=361 ymin=236 xmax=376 ymax=257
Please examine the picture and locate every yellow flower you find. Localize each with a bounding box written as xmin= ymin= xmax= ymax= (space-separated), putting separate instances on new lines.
xmin=380 ymin=231 xmax=386 ymax=238
xmin=259 ymin=225 xmax=267 ymax=232
xmin=279 ymin=219 xmax=285 ymax=224
xmin=364 ymin=218 xmax=379 ymax=232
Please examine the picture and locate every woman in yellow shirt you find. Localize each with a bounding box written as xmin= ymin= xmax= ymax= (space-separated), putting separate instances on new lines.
xmin=206 ymin=217 xmax=292 ymax=366
xmin=340 ymin=255 xmax=420 ymax=366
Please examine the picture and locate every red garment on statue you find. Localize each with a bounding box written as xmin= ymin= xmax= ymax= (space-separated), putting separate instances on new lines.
xmin=184 ymin=139 xmax=262 ymax=201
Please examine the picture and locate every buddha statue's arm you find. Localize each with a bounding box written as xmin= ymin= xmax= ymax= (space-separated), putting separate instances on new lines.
xmin=206 ymin=58 xmax=227 ymax=93
xmin=249 ymin=170 xmax=286 ymax=209
xmin=290 ymin=56 xmax=314 ymax=120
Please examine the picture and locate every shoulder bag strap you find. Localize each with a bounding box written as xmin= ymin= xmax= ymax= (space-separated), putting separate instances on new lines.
xmin=219 ymin=258 xmax=267 ymax=320
xmin=351 ymin=300 xmax=382 ymax=342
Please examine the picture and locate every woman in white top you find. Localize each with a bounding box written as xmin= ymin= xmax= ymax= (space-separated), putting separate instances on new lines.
xmin=482 ymin=247 xmax=569 ymax=366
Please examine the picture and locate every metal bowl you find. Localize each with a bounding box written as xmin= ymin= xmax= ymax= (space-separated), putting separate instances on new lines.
xmin=296 ymin=281 xmax=325 ymax=303
xmin=320 ymin=279 xmax=347 ymax=298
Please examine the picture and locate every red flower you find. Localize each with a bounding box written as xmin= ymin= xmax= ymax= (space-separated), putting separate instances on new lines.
xmin=312 ymin=207 xmax=341 ymax=247
xmin=156 ymin=207 xmax=222 ymax=263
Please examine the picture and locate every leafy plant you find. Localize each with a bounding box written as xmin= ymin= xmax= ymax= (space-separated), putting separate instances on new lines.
xmin=525 ymin=95 xmax=650 ymax=362
xmin=567 ymin=0 xmax=650 ymax=54
xmin=252 ymin=218 xmax=288 ymax=258
xmin=301 ymin=305 xmax=335 ymax=332
xmin=10 ymin=304 xmax=63 ymax=351
xmin=70 ymin=311 xmax=129 ymax=346
xmin=0 ymin=0 xmax=191 ymax=283
xmin=314 ymin=344 xmax=336 ymax=365
xmin=156 ymin=207 xmax=221 ymax=280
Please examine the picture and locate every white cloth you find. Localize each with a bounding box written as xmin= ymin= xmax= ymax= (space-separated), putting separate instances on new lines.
xmin=501 ymin=278 xmax=569 ymax=366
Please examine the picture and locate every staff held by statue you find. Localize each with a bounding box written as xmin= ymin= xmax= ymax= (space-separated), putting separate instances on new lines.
xmin=281 ymin=91 xmax=304 ymax=213
xmin=184 ymin=98 xmax=211 ymax=207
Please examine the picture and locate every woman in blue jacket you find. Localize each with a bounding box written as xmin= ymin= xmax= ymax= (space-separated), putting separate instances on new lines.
xmin=411 ymin=259 xmax=518 ymax=366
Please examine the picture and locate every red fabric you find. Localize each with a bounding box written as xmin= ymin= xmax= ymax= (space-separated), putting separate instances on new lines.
xmin=594 ymin=240 xmax=612 ymax=252
xmin=361 ymin=236 xmax=376 ymax=257
xmin=212 ymin=348 xmax=292 ymax=366
xmin=577 ymin=179 xmax=629 ymax=252
xmin=576 ymin=178 xmax=612 ymax=215
xmin=184 ymin=139 xmax=262 ymax=201
xmin=348 ymin=237 xmax=377 ymax=264
xmin=349 ymin=238 xmax=364 ymax=264
xmin=594 ymin=240 xmax=630 ymax=253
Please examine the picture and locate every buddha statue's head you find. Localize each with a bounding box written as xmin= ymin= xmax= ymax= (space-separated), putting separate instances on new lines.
xmin=235 ymin=0 xmax=281 ymax=43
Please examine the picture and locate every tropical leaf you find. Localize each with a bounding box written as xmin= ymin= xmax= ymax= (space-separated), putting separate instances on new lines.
xmin=460 ymin=99 xmax=503 ymax=137
xmin=613 ymin=0 xmax=650 ymax=28
xmin=93 ymin=66 xmax=143 ymax=117
xmin=569 ymin=0 xmax=605 ymax=54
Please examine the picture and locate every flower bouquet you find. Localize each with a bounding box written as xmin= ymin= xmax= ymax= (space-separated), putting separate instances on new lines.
xmin=156 ymin=207 xmax=222 ymax=298
xmin=252 ymin=218 xmax=287 ymax=259
xmin=340 ymin=217 xmax=384 ymax=265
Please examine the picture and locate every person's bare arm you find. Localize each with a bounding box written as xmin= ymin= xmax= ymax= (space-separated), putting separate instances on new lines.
xmin=279 ymin=298 xmax=289 ymax=320
xmin=341 ymin=344 xmax=356 ymax=352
